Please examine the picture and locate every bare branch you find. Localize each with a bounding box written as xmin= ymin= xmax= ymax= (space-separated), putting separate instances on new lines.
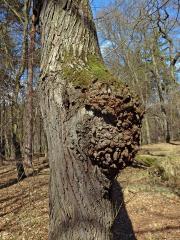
xmin=171 ymin=52 xmax=180 ymax=66
xmin=3 ymin=0 xmax=24 ymax=24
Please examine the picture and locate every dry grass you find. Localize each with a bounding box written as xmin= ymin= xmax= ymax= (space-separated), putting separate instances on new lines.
xmin=136 ymin=142 xmax=180 ymax=194
xmin=140 ymin=141 xmax=180 ymax=155
xmin=117 ymin=142 xmax=180 ymax=240
xmin=0 ymin=157 xmax=49 ymax=240
xmin=0 ymin=142 xmax=179 ymax=239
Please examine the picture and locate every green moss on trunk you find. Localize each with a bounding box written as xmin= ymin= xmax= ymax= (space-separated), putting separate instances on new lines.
xmin=63 ymin=55 xmax=122 ymax=89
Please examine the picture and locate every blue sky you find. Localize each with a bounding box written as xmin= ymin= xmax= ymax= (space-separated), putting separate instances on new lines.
xmin=90 ymin=0 xmax=113 ymax=16
xmin=90 ymin=0 xmax=180 ymax=81
xmin=90 ymin=0 xmax=114 ymax=48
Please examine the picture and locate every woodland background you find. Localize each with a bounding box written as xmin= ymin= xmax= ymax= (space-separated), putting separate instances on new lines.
xmin=0 ymin=0 xmax=180 ymax=239
xmin=0 ymin=0 xmax=179 ymax=162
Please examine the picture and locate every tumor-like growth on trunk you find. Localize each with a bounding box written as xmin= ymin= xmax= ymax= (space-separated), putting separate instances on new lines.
xmin=74 ymin=82 xmax=144 ymax=179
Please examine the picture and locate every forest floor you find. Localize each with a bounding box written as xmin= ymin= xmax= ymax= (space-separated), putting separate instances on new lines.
xmin=0 ymin=142 xmax=179 ymax=240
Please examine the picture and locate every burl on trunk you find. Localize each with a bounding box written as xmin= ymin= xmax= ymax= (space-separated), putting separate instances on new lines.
xmin=38 ymin=0 xmax=143 ymax=239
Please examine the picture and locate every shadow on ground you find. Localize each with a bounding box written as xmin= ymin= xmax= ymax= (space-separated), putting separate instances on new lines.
xmin=111 ymin=180 xmax=136 ymax=240
xmin=0 ymin=162 xmax=49 ymax=190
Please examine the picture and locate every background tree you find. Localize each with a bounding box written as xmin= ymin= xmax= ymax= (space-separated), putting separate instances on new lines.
xmin=0 ymin=0 xmax=46 ymax=179
xmin=25 ymin=0 xmax=36 ymax=166
xmin=96 ymin=0 xmax=180 ymax=144
xmin=0 ymin=0 xmax=29 ymax=179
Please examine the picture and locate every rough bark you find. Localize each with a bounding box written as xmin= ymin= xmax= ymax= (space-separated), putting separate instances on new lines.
xmin=12 ymin=132 xmax=26 ymax=180
xmin=11 ymin=103 xmax=27 ymax=180
xmin=39 ymin=1 xmax=143 ymax=239
xmin=0 ymin=102 xmax=5 ymax=164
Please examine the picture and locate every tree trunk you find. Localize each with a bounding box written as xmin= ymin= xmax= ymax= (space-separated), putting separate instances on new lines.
xmin=144 ymin=116 xmax=151 ymax=145
xmin=151 ymin=48 xmax=171 ymax=143
xmin=123 ymin=52 xmax=150 ymax=145
xmin=11 ymin=103 xmax=27 ymax=181
xmin=12 ymin=131 xmax=26 ymax=180
xmin=25 ymin=10 xmax=36 ymax=165
xmin=9 ymin=0 xmax=29 ymax=180
xmin=0 ymin=101 xmax=5 ymax=164
xmin=39 ymin=1 xmax=143 ymax=239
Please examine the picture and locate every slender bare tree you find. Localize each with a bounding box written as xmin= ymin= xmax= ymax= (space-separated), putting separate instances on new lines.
xmin=25 ymin=0 xmax=36 ymax=165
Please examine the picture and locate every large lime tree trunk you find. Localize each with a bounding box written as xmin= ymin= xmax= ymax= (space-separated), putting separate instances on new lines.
xmin=38 ymin=0 xmax=143 ymax=239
